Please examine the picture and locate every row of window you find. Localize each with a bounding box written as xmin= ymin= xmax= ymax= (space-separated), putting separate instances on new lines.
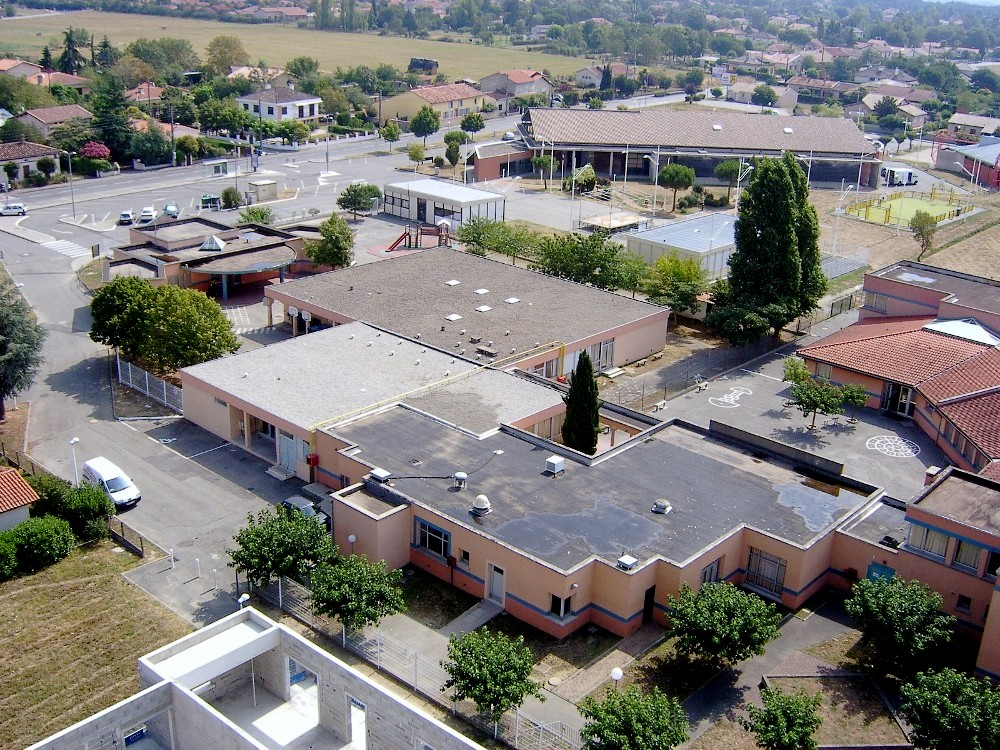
xmin=908 ymin=523 xmax=1000 ymax=579
xmin=863 ymin=291 xmax=888 ymax=312
xmin=941 ymin=420 xmax=990 ymax=471
xmin=384 ymin=195 xmax=410 ymax=209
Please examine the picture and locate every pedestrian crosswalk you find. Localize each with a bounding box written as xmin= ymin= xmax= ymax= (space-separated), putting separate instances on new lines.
xmin=43 ymin=239 xmax=92 ymax=259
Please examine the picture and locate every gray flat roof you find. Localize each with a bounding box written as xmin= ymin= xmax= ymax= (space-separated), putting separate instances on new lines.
xmin=180 ymin=322 xmax=563 ymax=434
xmin=385 ymin=179 xmax=503 ymax=205
xmin=333 ymin=409 xmax=875 ymax=571
xmin=627 ymin=213 xmax=736 ymax=254
xmin=265 ymin=248 xmax=668 ymax=360
xmin=840 ymin=501 xmax=908 ymax=547
xmin=871 ymin=261 xmax=1000 ymax=316
xmin=523 ymin=107 xmax=876 ymax=156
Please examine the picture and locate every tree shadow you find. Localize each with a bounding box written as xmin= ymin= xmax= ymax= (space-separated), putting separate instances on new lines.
xmin=761 ymin=407 xmax=793 ymax=421
xmin=43 ymin=354 xmax=114 ymax=421
xmin=769 ymin=426 xmax=830 ymax=450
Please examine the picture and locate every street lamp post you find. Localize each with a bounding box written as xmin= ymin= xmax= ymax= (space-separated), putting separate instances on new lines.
xmin=610 ymin=667 xmax=623 ymax=689
xmin=832 ymin=183 xmax=854 ymax=256
xmin=644 ymin=148 xmax=661 ymax=220
xmin=735 ymin=158 xmax=754 ymax=210
xmin=621 ymin=144 xmax=630 ymax=212
xmin=69 ymin=437 xmax=80 ymax=486
xmin=62 ymin=151 xmax=76 ymax=219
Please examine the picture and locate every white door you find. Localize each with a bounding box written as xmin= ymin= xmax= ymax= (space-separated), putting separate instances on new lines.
xmin=488 ymin=565 xmax=505 ymax=604
xmin=277 ymin=430 xmax=296 ymax=470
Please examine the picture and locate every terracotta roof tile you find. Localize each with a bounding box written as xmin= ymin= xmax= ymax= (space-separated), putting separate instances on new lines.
xmin=19 ymin=104 xmax=92 ymax=124
xmin=498 ymin=69 xmax=543 ymax=84
xmin=980 ymin=462 xmax=1000 ymax=481
xmin=408 ymin=83 xmax=484 ymax=104
xmin=0 ymin=467 xmax=38 ymax=513
xmin=799 ymin=317 xmax=987 ymax=386
xmin=920 ymin=348 xmax=1000 ymax=403
xmin=938 ymin=392 xmax=1000 ymax=457
xmin=0 ymin=141 xmax=60 ymax=160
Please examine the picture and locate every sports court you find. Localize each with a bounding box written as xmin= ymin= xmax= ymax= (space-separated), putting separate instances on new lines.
xmin=845 ymin=186 xmax=976 ymax=229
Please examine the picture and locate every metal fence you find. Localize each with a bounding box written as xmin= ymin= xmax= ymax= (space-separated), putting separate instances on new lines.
xmin=255 ymin=577 xmax=582 ymax=750
xmin=0 ymin=437 xmax=45 ymax=476
xmin=116 ymin=355 xmax=183 ymax=413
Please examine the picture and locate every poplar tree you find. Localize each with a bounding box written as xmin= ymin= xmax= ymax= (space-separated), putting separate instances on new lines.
xmin=562 ymin=351 xmax=601 ymax=454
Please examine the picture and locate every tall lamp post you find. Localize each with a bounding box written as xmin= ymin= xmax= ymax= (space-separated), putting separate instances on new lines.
xmin=735 ymin=158 xmax=754 ymax=210
xmin=643 ymin=148 xmax=662 ymax=220
xmin=62 ymin=151 xmax=76 ymax=219
xmin=69 ymin=436 xmax=80 ymax=486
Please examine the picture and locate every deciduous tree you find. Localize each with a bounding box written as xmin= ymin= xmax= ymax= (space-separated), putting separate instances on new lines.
xmin=89 ymin=276 xmax=152 ymax=357
xmin=531 ymin=154 xmax=556 ymax=189
xmin=781 ymin=356 xmax=811 ymax=385
xmin=872 ymin=95 xmax=899 ymax=118
xmin=445 ymin=140 xmax=461 ymax=169
xmin=751 ymin=84 xmax=778 ymax=106
xmin=579 ymin=685 xmax=688 ymax=750
xmin=900 ymin=668 xmax=1000 ymax=750
xmin=237 ymin=206 xmax=275 ymax=225
xmin=910 ymin=210 xmax=937 ymax=260
xmin=839 ymin=383 xmax=869 ymax=421
xmin=205 ymin=35 xmax=249 ymax=78
xmin=744 ymin=687 xmax=822 ymax=750
xmin=406 ymin=142 xmax=425 ymax=171
xmin=0 ymin=275 xmax=47 ymax=420
xmin=379 ymin=121 xmax=401 ymax=153
xmin=460 ymin=112 xmax=485 ymax=141
xmin=644 ymin=252 xmax=707 ymax=314
xmin=410 ymin=104 xmax=440 ymax=146
xmin=442 ymin=628 xmax=544 ymax=736
xmin=714 ymin=159 xmax=740 ymax=202
xmin=532 ymin=230 xmax=625 ymax=289
xmin=227 ymin=507 xmax=338 ymax=588
xmin=665 ymin=582 xmax=781 ymax=665
xmin=306 ymin=213 xmax=354 ymax=268
xmin=844 ymin=576 xmax=955 ymax=675
xmin=658 ymin=163 xmax=696 ymax=212
xmin=790 ymin=377 xmax=843 ymax=428
xmin=310 ymin=554 xmax=406 ymax=630
xmin=562 ymin=350 xmax=601 ymax=454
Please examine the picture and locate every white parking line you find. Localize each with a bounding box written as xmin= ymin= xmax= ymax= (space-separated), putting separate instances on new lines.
xmin=740 ymin=368 xmax=782 ymax=381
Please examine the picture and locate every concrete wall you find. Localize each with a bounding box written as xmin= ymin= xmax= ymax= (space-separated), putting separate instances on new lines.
xmin=0 ymin=505 xmax=29 ymax=531
xmin=709 ymin=420 xmax=846 ymax=476
xmin=170 ymin=682 xmax=261 ymax=749
xmin=977 ymin=587 xmax=1000 ymax=679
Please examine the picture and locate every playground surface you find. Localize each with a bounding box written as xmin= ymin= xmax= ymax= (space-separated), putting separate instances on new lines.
xmin=845 ymin=186 xmax=974 ymax=229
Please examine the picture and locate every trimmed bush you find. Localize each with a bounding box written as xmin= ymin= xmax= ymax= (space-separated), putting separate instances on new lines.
xmin=12 ymin=516 xmax=75 ymax=573
xmin=27 ymin=476 xmax=112 ymax=541
xmin=221 ymin=186 xmax=242 ymax=209
xmin=0 ymin=532 xmax=15 ymax=581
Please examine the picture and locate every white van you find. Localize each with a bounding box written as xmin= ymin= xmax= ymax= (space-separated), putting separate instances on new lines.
xmin=82 ymin=457 xmax=141 ymax=509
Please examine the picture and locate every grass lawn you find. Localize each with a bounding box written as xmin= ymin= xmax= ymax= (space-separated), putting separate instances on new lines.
xmin=0 ymin=542 xmax=193 ymax=749
xmin=484 ymin=613 xmax=620 ymax=684
xmin=0 ymin=11 xmax=586 ymax=79
xmin=686 ymin=719 xmax=757 ymax=750
xmin=768 ymin=676 xmax=908 ymax=746
xmin=400 ymin=565 xmax=479 ymax=630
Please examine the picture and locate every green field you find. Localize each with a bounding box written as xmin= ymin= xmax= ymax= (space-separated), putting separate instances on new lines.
xmin=846 ymin=189 xmax=973 ymax=227
xmin=0 ymin=11 xmax=587 ymax=79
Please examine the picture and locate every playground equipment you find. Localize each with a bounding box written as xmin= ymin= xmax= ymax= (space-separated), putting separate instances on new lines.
xmin=388 ymin=222 xmax=453 ymax=251
xmin=844 ymin=186 xmax=975 ymax=228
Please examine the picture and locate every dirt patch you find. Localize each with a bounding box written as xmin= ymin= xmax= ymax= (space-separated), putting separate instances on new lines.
xmin=768 ymin=676 xmax=908 ymax=746
xmin=609 ymin=638 xmax=720 ymax=702
xmin=400 ymin=565 xmax=480 ymax=630
xmin=0 ymin=542 xmax=193 ymax=749
xmin=111 ymin=375 xmax=178 ymax=420
xmin=687 ymin=719 xmax=757 ymax=750
xmin=803 ymin=629 xmax=867 ymax=670
xmin=0 ymin=401 xmax=29 ymax=454
xmin=928 ymin=219 xmax=1000 ymax=279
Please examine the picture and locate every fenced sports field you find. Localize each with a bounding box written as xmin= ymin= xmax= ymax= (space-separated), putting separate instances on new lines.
xmin=844 ymin=187 xmax=975 ymax=229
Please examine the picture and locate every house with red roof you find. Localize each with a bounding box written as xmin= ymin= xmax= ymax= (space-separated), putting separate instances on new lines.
xmin=0 ymin=467 xmax=38 ymax=531
xmin=799 ymin=261 xmax=1000 ymax=476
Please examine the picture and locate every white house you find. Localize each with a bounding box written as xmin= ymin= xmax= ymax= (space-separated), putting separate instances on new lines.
xmin=237 ymin=83 xmax=323 ymax=125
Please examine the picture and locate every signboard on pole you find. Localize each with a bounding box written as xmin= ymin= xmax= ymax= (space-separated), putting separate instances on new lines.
xmin=720 ymin=73 xmax=736 ymax=86
xmin=711 ymin=66 xmax=727 ymax=78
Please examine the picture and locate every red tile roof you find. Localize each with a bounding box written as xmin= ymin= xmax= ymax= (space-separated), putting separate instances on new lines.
xmin=938 ymin=392 xmax=1000 ymax=457
xmin=408 ymin=83 xmax=484 ymax=104
xmin=800 ymin=317 xmax=988 ymax=386
xmin=980 ymin=462 xmax=1000 ymax=481
xmin=0 ymin=141 xmax=61 ymax=160
xmin=0 ymin=467 xmax=38 ymax=513
xmin=19 ymin=104 xmax=92 ymax=124
xmin=920 ymin=348 xmax=1000 ymax=403
xmin=499 ymin=69 xmax=543 ymax=84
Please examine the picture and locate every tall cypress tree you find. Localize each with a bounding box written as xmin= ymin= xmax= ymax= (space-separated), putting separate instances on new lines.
xmin=782 ymin=152 xmax=827 ymax=316
xmin=90 ymin=74 xmax=133 ymax=162
xmin=562 ymin=351 xmax=601 ymax=455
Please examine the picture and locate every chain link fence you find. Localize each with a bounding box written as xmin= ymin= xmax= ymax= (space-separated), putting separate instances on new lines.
xmin=255 ymin=576 xmax=582 ymax=750
xmin=115 ymin=354 xmax=183 ymax=413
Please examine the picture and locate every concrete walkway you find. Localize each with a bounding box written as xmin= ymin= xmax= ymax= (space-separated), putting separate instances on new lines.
xmin=551 ymin=624 xmax=664 ymax=703
xmin=679 ymin=595 xmax=856 ymax=746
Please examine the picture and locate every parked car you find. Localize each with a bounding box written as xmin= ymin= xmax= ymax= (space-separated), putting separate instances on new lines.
xmin=0 ymin=202 xmax=27 ymax=216
xmin=138 ymin=206 xmax=159 ymax=223
xmin=280 ymin=495 xmax=331 ymax=530
xmin=502 ymin=131 xmax=518 ymax=141
xmin=118 ymin=209 xmax=135 ymax=225
xmin=163 ymin=202 xmax=180 ymax=218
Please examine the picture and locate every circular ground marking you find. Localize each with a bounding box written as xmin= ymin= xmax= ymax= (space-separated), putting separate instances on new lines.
xmin=866 ymin=435 xmax=921 ymax=458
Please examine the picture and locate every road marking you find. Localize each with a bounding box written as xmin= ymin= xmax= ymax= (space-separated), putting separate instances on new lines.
xmin=709 ymin=386 xmax=752 ymax=408
xmin=740 ymin=368 xmax=782 ymax=381
xmin=42 ymin=239 xmax=90 ymax=258
xmin=186 ymin=443 xmax=230 ymax=459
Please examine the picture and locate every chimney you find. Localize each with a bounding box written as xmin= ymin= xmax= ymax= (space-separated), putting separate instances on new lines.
xmin=287 ymin=80 xmax=295 ymax=90
xmin=19 ymin=134 xmax=25 ymax=143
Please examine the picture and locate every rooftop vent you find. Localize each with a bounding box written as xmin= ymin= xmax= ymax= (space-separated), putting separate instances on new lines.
xmin=712 ymin=123 xmax=722 ymax=131
xmin=453 ymin=471 xmax=468 ymax=489
xmin=546 ymin=456 xmax=565 ymax=476
xmin=651 ymin=499 xmax=672 ymax=514
xmin=476 ymin=305 xmax=492 ymax=312
xmin=504 ymin=297 xmax=520 ymax=304
xmin=474 ymin=288 xmax=489 ymax=295
xmin=370 ymin=467 xmax=392 ymax=484
xmin=471 ymin=494 xmax=492 ymax=516
xmin=446 ymin=313 xmax=463 ymax=321
xmin=445 ymin=279 xmax=460 ymax=286
xmin=783 ymin=127 xmax=793 ymax=134
xmin=617 ymin=554 xmax=639 ymax=571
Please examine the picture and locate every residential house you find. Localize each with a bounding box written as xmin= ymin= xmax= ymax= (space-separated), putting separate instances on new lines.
xmin=726 ymin=50 xmax=803 ymax=75
xmin=29 ymin=607 xmax=486 ymax=750
xmin=15 ymin=104 xmax=93 ymax=139
xmin=855 ymin=66 xmax=918 ymax=85
xmin=574 ymin=63 xmax=634 ymax=88
xmin=949 ymin=113 xmax=1000 ymax=139
xmin=0 ymin=467 xmax=38 ymax=532
xmin=786 ymin=76 xmax=860 ymax=102
xmin=526 ymin=24 xmax=552 ymax=41
xmin=381 ymin=83 xmax=493 ymax=125
xmin=0 ymin=58 xmax=43 ymax=79
xmin=227 ymin=65 xmax=294 ymax=89
xmin=0 ymin=140 xmax=63 ymax=181
xmin=25 ymin=70 xmax=91 ymax=96
xmin=852 ymin=93 xmax=927 ymax=126
xmin=725 ymin=82 xmax=798 ymax=109
xmin=236 ymin=83 xmax=322 ymax=125
xmin=126 ymin=81 xmax=164 ymax=106
xmin=479 ymin=69 xmax=552 ymax=99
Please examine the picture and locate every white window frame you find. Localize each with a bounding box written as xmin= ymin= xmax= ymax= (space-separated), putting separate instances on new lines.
xmin=953 ymin=539 xmax=982 ymax=571
xmin=908 ymin=524 xmax=948 ymax=559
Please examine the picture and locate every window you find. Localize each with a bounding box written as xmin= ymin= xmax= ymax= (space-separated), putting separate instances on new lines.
xmin=701 ymin=557 xmax=722 ymax=585
xmin=746 ymin=547 xmax=786 ymax=597
xmin=267 ymin=106 xmax=274 ymax=115
xmin=986 ymin=550 xmax=1000 ymax=579
xmin=954 ymin=540 xmax=982 ymax=571
xmin=815 ymin=362 xmax=833 ymax=381
xmin=416 ymin=519 xmax=449 ymax=558
xmin=213 ymin=397 xmax=228 ymax=407
xmin=550 ymin=594 xmax=572 ymax=619
xmin=461 ymin=549 xmax=470 ymax=564
xmin=253 ymin=104 xmax=260 ymax=114
xmin=956 ymin=594 xmax=972 ymax=613
xmin=908 ymin=524 xmax=948 ymax=559
xmin=865 ymin=292 xmax=888 ymax=312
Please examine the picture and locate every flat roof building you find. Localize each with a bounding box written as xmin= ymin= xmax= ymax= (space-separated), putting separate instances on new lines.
xmin=264 ymin=247 xmax=670 ymax=377
xmin=382 ymin=179 xmax=505 ymax=227
xmin=625 ymin=214 xmax=736 ymax=280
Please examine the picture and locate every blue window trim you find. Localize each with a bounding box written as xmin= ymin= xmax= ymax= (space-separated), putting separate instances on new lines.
xmin=413 ymin=517 xmax=450 ymax=559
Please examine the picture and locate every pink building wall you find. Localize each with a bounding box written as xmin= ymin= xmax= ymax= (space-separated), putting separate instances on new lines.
xmin=858 ymin=274 xmax=946 ymax=320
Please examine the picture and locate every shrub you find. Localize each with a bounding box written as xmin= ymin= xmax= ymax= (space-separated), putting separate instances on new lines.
xmin=433 ymin=156 xmax=445 ymax=168
xmin=27 ymin=476 xmax=111 ymax=541
xmin=221 ymin=186 xmax=242 ymax=209
xmin=25 ymin=171 xmax=48 ymax=187
xmin=12 ymin=515 xmax=75 ymax=573
xmin=0 ymin=532 xmax=15 ymax=581
xmin=26 ymin=472 xmax=73 ymax=516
